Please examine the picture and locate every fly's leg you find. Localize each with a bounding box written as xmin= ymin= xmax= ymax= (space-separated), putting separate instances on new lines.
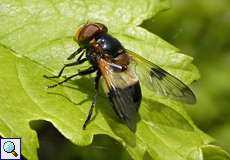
xmin=67 ymin=47 xmax=84 ymax=60
xmin=44 ymin=53 xmax=87 ymax=79
xmin=47 ymin=67 xmax=97 ymax=88
xmin=82 ymin=71 xmax=101 ymax=130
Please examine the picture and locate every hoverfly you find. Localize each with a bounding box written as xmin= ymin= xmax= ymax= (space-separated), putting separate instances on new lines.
xmin=44 ymin=22 xmax=196 ymax=130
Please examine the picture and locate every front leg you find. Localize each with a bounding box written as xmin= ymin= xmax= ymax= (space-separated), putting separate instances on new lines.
xmin=67 ymin=47 xmax=84 ymax=60
xmin=47 ymin=66 xmax=97 ymax=88
xmin=44 ymin=57 xmax=87 ymax=79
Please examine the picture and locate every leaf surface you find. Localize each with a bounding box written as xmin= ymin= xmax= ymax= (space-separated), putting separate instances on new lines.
xmin=0 ymin=0 xmax=227 ymax=160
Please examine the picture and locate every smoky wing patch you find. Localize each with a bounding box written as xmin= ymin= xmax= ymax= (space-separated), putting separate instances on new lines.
xmin=150 ymin=67 xmax=166 ymax=80
xmin=149 ymin=67 xmax=196 ymax=104
xmin=126 ymin=49 xmax=196 ymax=104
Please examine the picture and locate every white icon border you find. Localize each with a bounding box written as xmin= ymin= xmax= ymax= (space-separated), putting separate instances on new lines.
xmin=0 ymin=138 xmax=21 ymax=160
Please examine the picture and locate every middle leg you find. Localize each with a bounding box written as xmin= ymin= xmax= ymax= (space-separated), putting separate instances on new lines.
xmin=82 ymin=71 xmax=101 ymax=130
xmin=44 ymin=54 xmax=87 ymax=79
xmin=47 ymin=66 xmax=97 ymax=88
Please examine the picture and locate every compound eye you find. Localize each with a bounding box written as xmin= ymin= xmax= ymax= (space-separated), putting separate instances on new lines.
xmin=74 ymin=24 xmax=99 ymax=44
xmin=74 ymin=23 xmax=108 ymax=45
xmin=94 ymin=23 xmax=108 ymax=33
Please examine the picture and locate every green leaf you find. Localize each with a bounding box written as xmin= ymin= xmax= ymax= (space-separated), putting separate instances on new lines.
xmin=202 ymin=145 xmax=230 ymax=160
xmin=0 ymin=0 xmax=226 ymax=160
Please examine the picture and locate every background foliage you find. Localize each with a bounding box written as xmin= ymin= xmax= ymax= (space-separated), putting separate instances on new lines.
xmin=142 ymin=0 xmax=230 ymax=154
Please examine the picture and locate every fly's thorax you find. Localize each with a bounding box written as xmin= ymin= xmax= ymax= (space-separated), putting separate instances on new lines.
xmin=86 ymin=38 xmax=129 ymax=69
xmin=95 ymin=34 xmax=125 ymax=58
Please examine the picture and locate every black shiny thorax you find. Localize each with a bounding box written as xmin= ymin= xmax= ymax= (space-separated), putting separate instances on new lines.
xmin=95 ymin=34 xmax=125 ymax=58
xmin=86 ymin=33 xmax=126 ymax=67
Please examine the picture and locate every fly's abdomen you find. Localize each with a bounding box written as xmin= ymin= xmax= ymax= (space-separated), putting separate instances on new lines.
xmin=108 ymin=81 xmax=142 ymax=130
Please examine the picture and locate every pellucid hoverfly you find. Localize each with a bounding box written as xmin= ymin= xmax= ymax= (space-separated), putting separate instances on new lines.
xmin=44 ymin=22 xmax=196 ymax=130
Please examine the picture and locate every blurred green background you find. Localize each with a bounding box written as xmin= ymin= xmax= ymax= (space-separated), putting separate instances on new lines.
xmin=142 ymin=0 xmax=230 ymax=153
xmin=34 ymin=0 xmax=230 ymax=159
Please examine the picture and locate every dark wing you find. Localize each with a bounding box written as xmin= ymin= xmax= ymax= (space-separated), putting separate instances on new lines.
xmin=98 ymin=58 xmax=142 ymax=130
xmin=127 ymin=50 xmax=196 ymax=104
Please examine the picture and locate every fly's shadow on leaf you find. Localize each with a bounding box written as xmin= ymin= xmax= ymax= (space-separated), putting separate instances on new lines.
xmin=142 ymin=97 xmax=194 ymax=131
xmin=45 ymin=76 xmax=139 ymax=147
xmin=46 ymin=76 xmax=94 ymax=105
xmin=29 ymin=120 xmax=132 ymax=160
xmin=143 ymin=151 xmax=154 ymax=160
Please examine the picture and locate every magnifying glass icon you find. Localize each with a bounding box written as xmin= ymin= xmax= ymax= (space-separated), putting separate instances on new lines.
xmin=3 ymin=141 xmax=18 ymax=157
